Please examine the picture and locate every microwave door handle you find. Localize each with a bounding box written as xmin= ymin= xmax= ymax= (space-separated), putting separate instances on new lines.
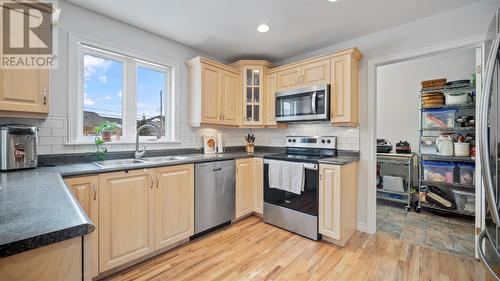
xmin=311 ymin=91 xmax=317 ymax=114
xmin=480 ymin=34 xmax=500 ymax=225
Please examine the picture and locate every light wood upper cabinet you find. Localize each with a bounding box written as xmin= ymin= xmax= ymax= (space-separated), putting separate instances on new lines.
xmin=252 ymin=158 xmax=264 ymax=215
xmin=64 ymin=176 xmax=99 ymax=279
xmin=187 ymin=57 xmax=240 ymax=127
xmin=154 ymin=164 xmax=194 ymax=250
xmin=330 ymin=50 xmax=361 ymax=126
xmin=221 ymin=70 xmax=240 ymax=126
xmin=319 ymin=162 xmax=358 ymax=246
xmin=0 ymin=68 xmax=49 ymax=117
xmin=264 ymin=72 xmax=277 ymax=126
xmin=301 ymin=59 xmax=331 ymax=87
xmin=235 ymin=158 xmax=254 ymax=218
xmin=98 ymin=169 xmax=154 ymax=272
xmin=201 ymin=64 xmax=221 ymax=124
xmin=276 ymin=67 xmax=301 ymax=92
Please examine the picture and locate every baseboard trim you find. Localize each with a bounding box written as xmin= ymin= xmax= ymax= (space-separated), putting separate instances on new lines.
xmin=357 ymin=222 xmax=368 ymax=233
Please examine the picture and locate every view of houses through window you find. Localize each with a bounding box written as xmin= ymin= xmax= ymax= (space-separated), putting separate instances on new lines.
xmin=80 ymin=45 xmax=170 ymax=141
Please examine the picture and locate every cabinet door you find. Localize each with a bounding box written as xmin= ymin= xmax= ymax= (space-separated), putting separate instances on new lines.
xmin=236 ymin=158 xmax=254 ymax=218
xmin=319 ymin=164 xmax=341 ymax=240
xmin=64 ymin=176 xmax=99 ymax=279
xmin=276 ymin=67 xmax=301 ymax=92
xmin=253 ymin=158 xmax=264 ymax=215
xmin=201 ymin=64 xmax=221 ymax=124
xmin=221 ymin=70 xmax=240 ymax=126
xmin=301 ymin=59 xmax=330 ymax=87
xmin=99 ymin=170 xmax=154 ymax=272
xmin=0 ymin=69 xmax=49 ymax=115
xmin=264 ymin=72 xmax=277 ymax=126
xmin=330 ymin=55 xmax=358 ymax=125
xmin=154 ymin=164 xmax=194 ymax=250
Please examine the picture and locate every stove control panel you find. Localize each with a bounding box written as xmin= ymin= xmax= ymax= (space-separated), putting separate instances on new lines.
xmin=285 ymin=136 xmax=337 ymax=149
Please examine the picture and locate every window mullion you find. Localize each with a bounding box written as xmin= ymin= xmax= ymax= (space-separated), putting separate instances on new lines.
xmin=124 ymin=59 xmax=137 ymax=142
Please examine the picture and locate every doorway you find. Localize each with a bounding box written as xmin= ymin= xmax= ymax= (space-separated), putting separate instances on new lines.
xmin=371 ymin=45 xmax=483 ymax=258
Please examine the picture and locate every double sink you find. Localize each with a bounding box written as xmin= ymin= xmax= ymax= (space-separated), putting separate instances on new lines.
xmin=93 ymin=156 xmax=188 ymax=168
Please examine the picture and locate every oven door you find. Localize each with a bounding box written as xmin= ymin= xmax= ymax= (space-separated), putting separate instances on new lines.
xmin=263 ymin=160 xmax=319 ymax=216
xmin=275 ymin=85 xmax=329 ymax=122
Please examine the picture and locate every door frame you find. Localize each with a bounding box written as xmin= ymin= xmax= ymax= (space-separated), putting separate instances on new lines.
xmin=366 ymin=35 xmax=485 ymax=238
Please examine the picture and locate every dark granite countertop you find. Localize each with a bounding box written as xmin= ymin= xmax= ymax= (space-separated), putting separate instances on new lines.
xmin=0 ymin=149 xmax=281 ymax=258
xmin=0 ymin=146 xmax=358 ymax=258
xmin=318 ymin=151 xmax=360 ymax=165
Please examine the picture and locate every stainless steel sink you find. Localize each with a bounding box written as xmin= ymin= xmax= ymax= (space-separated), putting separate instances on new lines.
xmin=142 ymin=156 xmax=188 ymax=163
xmin=93 ymin=158 xmax=148 ymax=168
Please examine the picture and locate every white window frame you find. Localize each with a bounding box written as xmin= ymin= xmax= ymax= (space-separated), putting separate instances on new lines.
xmin=68 ymin=33 xmax=177 ymax=144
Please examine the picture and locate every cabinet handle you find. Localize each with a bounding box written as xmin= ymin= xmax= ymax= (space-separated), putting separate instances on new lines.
xmin=156 ymin=175 xmax=159 ymax=189
xmin=42 ymin=88 xmax=47 ymax=105
xmin=150 ymin=175 xmax=154 ymax=189
xmin=92 ymin=183 xmax=97 ymax=201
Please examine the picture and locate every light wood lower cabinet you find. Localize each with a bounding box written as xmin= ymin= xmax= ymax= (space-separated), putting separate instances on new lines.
xmin=98 ymin=169 xmax=155 ymax=272
xmin=154 ymin=164 xmax=194 ymax=250
xmin=253 ymin=158 xmax=264 ymax=215
xmin=98 ymin=165 xmax=195 ymax=273
xmin=319 ymin=162 xmax=358 ymax=246
xmin=0 ymin=237 xmax=82 ymax=281
xmin=64 ymin=176 xmax=99 ymax=279
xmin=235 ymin=158 xmax=254 ymax=218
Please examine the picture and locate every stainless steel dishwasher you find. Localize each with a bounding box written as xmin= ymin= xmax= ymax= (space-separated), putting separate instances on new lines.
xmin=194 ymin=160 xmax=235 ymax=235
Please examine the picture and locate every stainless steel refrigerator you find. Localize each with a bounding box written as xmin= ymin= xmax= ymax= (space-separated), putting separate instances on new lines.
xmin=479 ymin=8 xmax=500 ymax=281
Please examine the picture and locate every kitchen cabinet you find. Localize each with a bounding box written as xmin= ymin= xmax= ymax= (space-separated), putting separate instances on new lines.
xmin=0 ymin=68 xmax=49 ymax=117
xmin=0 ymin=237 xmax=82 ymax=281
xmin=275 ymin=59 xmax=330 ymax=92
xmin=264 ymin=72 xmax=277 ymax=126
xmin=301 ymin=59 xmax=331 ymax=87
xmin=98 ymin=169 xmax=154 ymax=272
xmin=231 ymin=60 xmax=274 ymax=127
xmin=319 ymin=162 xmax=358 ymax=246
xmin=64 ymin=176 xmax=99 ymax=279
xmin=276 ymin=67 xmax=301 ymax=92
xmin=330 ymin=49 xmax=361 ymax=126
xmin=187 ymin=57 xmax=241 ymax=127
xmin=253 ymin=158 xmax=264 ymax=215
xmin=154 ymin=164 xmax=194 ymax=250
xmin=236 ymin=158 xmax=254 ymax=218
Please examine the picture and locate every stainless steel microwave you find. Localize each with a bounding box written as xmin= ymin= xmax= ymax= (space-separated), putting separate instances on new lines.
xmin=275 ymin=84 xmax=329 ymax=122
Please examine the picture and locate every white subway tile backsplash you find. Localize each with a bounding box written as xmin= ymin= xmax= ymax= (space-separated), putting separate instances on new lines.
xmin=38 ymin=128 xmax=52 ymax=137
xmin=39 ymin=136 xmax=64 ymax=145
xmin=40 ymin=118 xmax=64 ymax=128
xmin=51 ymin=128 xmax=68 ymax=137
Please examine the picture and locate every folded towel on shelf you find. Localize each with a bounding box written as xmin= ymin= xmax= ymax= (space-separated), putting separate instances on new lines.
xmin=267 ymin=160 xmax=305 ymax=195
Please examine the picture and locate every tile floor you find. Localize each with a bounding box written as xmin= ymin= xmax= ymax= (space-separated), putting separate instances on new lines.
xmin=377 ymin=200 xmax=476 ymax=257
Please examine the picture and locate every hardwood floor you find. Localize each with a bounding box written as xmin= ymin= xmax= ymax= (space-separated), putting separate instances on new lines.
xmin=106 ymin=216 xmax=485 ymax=281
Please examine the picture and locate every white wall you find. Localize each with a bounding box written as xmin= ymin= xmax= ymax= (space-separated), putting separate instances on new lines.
xmin=0 ymin=0 xmax=359 ymax=155
xmin=275 ymin=0 xmax=500 ymax=230
xmin=376 ymin=48 xmax=476 ymax=153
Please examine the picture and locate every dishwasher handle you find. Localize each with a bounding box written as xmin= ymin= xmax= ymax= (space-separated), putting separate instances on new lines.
xmin=212 ymin=167 xmax=222 ymax=172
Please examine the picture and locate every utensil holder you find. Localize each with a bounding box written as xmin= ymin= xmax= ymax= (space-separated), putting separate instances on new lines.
xmin=246 ymin=143 xmax=254 ymax=153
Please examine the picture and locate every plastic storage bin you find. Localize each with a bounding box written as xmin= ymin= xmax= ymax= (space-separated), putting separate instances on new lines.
xmin=420 ymin=136 xmax=437 ymax=155
xmin=458 ymin=163 xmax=475 ymax=185
xmin=422 ymin=161 xmax=455 ymax=183
xmin=422 ymin=108 xmax=457 ymax=129
xmin=452 ymin=190 xmax=475 ymax=213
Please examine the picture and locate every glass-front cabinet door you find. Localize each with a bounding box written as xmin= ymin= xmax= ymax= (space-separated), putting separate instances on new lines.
xmin=244 ymin=67 xmax=262 ymax=125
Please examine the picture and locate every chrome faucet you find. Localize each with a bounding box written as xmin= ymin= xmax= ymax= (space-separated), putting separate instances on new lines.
xmin=135 ymin=124 xmax=161 ymax=159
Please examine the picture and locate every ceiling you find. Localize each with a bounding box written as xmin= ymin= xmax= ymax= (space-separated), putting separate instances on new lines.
xmin=66 ymin=0 xmax=478 ymax=62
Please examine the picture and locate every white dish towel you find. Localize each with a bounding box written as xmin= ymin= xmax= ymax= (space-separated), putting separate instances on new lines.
xmin=268 ymin=160 xmax=305 ymax=195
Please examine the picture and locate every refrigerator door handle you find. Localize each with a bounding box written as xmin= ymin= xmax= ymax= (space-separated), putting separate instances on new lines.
xmin=480 ymin=34 xmax=500 ymax=225
xmin=478 ymin=229 xmax=500 ymax=281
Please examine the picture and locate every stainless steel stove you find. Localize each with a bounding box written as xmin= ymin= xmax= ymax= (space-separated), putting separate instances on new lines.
xmin=263 ymin=136 xmax=337 ymax=240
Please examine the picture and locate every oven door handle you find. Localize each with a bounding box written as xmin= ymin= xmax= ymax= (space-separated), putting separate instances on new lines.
xmin=264 ymin=160 xmax=317 ymax=170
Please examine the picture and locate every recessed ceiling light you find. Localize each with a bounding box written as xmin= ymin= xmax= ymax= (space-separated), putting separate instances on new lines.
xmin=257 ymin=24 xmax=270 ymax=33
xmin=328 ymin=0 xmax=338 ymax=2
